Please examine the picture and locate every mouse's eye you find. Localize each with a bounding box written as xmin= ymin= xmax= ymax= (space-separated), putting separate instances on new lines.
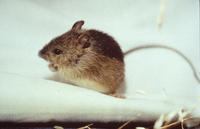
xmin=53 ymin=48 xmax=63 ymax=55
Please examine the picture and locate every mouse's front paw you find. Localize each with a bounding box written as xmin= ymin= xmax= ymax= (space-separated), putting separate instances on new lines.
xmin=48 ymin=63 xmax=58 ymax=72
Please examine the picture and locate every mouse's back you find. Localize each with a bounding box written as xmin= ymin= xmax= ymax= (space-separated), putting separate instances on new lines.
xmin=86 ymin=29 xmax=124 ymax=62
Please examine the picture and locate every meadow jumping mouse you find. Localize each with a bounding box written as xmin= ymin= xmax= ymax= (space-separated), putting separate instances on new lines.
xmin=39 ymin=20 xmax=200 ymax=95
xmin=39 ymin=20 xmax=124 ymax=94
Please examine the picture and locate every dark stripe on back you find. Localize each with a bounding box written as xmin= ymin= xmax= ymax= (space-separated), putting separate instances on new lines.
xmin=88 ymin=30 xmax=124 ymax=62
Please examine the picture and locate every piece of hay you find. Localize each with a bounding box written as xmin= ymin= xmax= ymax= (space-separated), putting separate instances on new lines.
xmin=78 ymin=123 xmax=93 ymax=129
xmin=118 ymin=118 xmax=136 ymax=129
xmin=154 ymin=114 xmax=165 ymax=129
xmin=136 ymin=127 xmax=147 ymax=129
xmin=157 ymin=0 xmax=167 ymax=29
xmin=135 ymin=90 xmax=148 ymax=96
xmin=54 ymin=125 xmax=64 ymax=129
xmin=118 ymin=114 xmax=141 ymax=129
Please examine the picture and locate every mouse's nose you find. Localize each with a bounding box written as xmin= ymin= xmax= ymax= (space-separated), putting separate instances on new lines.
xmin=39 ymin=46 xmax=48 ymax=58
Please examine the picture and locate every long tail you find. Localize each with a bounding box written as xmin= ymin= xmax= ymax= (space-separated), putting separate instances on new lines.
xmin=124 ymin=45 xmax=200 ymax=83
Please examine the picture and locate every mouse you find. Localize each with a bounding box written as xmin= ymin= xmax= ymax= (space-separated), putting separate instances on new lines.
xmin=39 ymin=20 xmax=200 ymax=97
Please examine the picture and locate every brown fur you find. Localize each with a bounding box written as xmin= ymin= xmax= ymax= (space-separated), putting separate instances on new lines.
xmin=39 ymin=20 xmax=124 ymax=94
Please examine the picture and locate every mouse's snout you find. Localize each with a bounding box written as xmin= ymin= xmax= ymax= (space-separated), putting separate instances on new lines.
xmin=39 ymin=46 xmax=49 ymax=59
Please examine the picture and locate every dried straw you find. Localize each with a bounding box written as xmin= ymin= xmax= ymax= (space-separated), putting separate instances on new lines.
xmin=157 ymin=0 xmax=167 ymax=29
xmin=78 ymin=123 xmax=93 ymax=129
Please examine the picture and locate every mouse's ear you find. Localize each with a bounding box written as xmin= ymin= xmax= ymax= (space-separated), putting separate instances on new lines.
xmin=71 ymin=20 xmax=84 ymax=32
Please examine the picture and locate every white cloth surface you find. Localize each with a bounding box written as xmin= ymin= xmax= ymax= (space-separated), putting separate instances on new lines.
xmin=0 ymin=0 xmax=199 ymax=122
